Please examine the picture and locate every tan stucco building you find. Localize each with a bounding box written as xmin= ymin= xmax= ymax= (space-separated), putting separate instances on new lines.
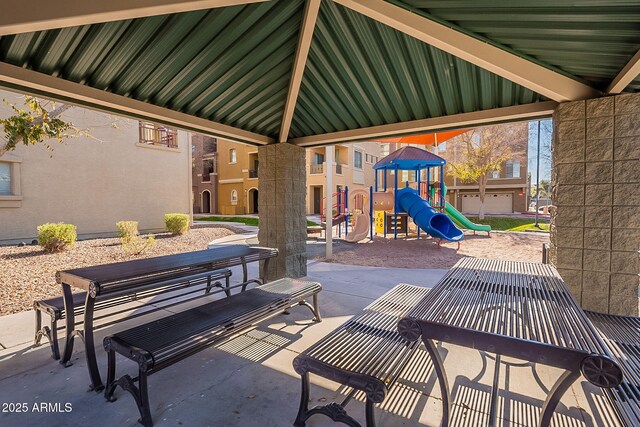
xmin=211 ymin=140 xmax=380 ymax=216
xmin=0 ymin=90 xmax=192 ymax=243
xmin=216 ymin=139 xmax=259 ymax=215
xmin=306 ymin=143 xmax=381 ymax=214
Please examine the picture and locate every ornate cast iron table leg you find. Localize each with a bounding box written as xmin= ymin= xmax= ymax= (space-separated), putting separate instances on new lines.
xmin=423 ymin=338 xmax=451 ymax=427
xmin=60 ymin=283 xmax=76 ymax=366
xmin=83 ymin=292 xmax=104 ymax=391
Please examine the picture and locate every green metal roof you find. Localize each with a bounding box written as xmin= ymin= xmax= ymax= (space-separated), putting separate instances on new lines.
xmin=290 ymin=0 xmax=544 ymax=138
xmin=0 ymin=1 xmax=305 ymax=138
xmin=0 ymin=0 xmax=638 ymax=144
xmin=396 ymin=0 xmax=640 ymax=91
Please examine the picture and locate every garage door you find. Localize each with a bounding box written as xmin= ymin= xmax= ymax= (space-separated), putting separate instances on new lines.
xmin=461 ymin=193 xmax=512 ymax=214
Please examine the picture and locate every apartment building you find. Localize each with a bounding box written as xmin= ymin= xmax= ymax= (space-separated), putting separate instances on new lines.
xmin=191 ymin=134 xmax=218 ymax=214
xmin=215 ymin=139 xmax=259 ymax=215
xmin=0 ymin=89 xmax=191 ymax=243
xmin=440 ymin=123 xmax=530 ymax=214
xmin=306 ymin=142 xmax=381 ymax=215
xmin=203 ymin=139 xmax=380 ymax=215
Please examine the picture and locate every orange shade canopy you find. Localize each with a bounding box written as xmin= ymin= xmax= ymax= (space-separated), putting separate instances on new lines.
xmin=379 ymin=129 xmax=468 ymax=146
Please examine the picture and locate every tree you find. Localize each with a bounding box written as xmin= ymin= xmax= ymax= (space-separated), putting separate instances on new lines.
xmin=447 ymin=127 xmax=515 ymax=219
xmin=0 ymin=96 xmax=84 ymax=157
xmin=531 ymin=179 xmax=551 ymax=199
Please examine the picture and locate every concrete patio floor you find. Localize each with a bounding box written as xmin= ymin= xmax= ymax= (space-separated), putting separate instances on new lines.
xmin=0 ymin=258 xmax=621 ymax=427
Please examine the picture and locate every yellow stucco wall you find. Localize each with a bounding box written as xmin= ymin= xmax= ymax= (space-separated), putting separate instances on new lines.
xmin=216 ymin=139 xmax=258 ymax=214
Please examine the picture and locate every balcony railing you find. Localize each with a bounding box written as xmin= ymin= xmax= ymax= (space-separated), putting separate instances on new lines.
xmin=139 ymin=122 xmax=178 ymax=148
xmin=249 ymin=169 xmax=258 ymax=178
xmin=310 ymin=164 xmax=324 ymax=174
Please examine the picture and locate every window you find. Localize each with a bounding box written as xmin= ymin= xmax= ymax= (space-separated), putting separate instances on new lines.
xmin=401 ymin=170 xmax=409 ymax=182
xmin=492 ymin=170 xmax=500 ymax=179
xmin=314 ymin=152 xmax=324 ymax=165
xmin=505 ymin=160 xmax=521 ymax=178
xmin=229 ymin=148 xmax=237 ymax=164
xmin=202 ymin=159 xmax=215 ymax=182
xmin=354 ymin=151 xmax=363 ymax=169
xmin=0 ymin=162 xmax=11 ymax=195
xmin=138 ymin=122 xmax=178 ymax=148
xmin=230 ymin=189 xmax=238 ymax=205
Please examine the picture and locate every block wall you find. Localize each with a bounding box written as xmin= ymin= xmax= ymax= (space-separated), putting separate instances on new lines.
xmin=258 ymin=143 xmax=308 ymax=280
xmin=551 ymin=93 xmax=640 ymax=315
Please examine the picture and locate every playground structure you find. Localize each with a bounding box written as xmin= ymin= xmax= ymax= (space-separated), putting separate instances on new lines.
xmin=318 ymin=146 xmax=491 ymax=246
xmin=372 ymin=146 xmax=464 ymax=246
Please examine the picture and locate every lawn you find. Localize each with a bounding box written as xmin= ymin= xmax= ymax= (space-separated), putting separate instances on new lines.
xmin=466 ymin=216 xmax=550 ymax=233
xmin=199 ymin=216 xmax=319 ymax=227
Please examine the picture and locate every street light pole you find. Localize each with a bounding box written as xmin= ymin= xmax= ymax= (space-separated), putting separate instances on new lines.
xmin=535 ymin=120 xmax=541 ymax=227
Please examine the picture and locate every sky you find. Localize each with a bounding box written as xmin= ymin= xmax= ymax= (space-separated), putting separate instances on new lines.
xmin=528 ymin=119 xmax=552 ymax=182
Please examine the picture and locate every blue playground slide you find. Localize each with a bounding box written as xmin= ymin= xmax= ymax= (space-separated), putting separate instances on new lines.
xmin=396 ymin=188 xmax=464 ymax=242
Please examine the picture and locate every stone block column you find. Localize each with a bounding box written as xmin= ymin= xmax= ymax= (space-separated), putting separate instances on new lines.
xmin=551 ymin=93 xmax=640 ymax=315
xmin=258 ymin=143 xmax=307 ymax=280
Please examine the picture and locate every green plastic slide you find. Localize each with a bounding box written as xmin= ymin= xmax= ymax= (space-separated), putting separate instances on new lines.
xmin=444 ymin=202 xmax=491 ymax=232
xmin=431 ymin=184 xmax=491 ymax=232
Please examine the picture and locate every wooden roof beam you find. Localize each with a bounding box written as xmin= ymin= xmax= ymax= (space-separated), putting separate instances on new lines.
xmin=0 ymin=62 xmax=274 ymax=146
xmin=0 ymin=0 xmax=269 ymax=36
xmin=279 ymin=0 xmax=321 ymax=143
xmin=333 ymin=0 xmax=600 ymax=103
xmin=290 ymin=101 xmax=558 ymax=147
xmin=607 ymin=49 xmax=640 ymax=94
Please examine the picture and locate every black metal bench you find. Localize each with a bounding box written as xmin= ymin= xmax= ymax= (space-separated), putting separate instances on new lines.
xmin=103 ymin=277 xmax=322 ymax=427
xmin=34 ymin=269 xmax=231 ymax=360
xmin=292 ymin=284 xmax=431 ymax=427
xmin=587 ymin=311 xmax=640 ymax=426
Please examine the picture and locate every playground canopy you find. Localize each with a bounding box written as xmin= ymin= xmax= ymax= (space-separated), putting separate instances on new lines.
xmin=378 ymin=130 xmax=467 ymax=147
xmin=373 ymin=146 xmax=446 ymax=171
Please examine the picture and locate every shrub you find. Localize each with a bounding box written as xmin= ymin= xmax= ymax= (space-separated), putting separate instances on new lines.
xmin=37 ymin=222 xmax=77 ymax=252
xmin=122 ymin=233 xmax=156 ymax=256
xmin=164 ymin=213 xmax=190 ymax=235
xmin=116 ymin=221 xmax=139 ymax=243
xmin=116 ymin=220 xmax=155 ymax=256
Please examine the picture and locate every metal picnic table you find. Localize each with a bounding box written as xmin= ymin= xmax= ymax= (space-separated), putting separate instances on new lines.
xmin=398 ymin=258 xmax=623 ymax=427
xmin=55 ymin=245 xmax=278 ymax=391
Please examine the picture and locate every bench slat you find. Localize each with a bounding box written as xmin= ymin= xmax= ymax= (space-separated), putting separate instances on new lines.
xmin=103 ymin=277 xmax=321 ymax=427
xmin=108 ymin=278 xmax=321 ymax=369
xmin=587 ymin=311 xmax=640 ymax=426
xmin=295 ymin=284 xmax=430 ymax=397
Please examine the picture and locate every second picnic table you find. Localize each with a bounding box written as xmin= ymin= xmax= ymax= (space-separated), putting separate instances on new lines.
xmin=398 ymin=257 xmax=623 ymax=427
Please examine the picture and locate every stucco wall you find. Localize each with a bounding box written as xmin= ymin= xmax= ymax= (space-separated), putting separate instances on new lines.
xmin=0 ymin=91 xmax=191 ymax=242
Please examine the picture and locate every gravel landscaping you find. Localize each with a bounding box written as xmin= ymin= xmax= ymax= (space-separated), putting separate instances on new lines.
xmin=0 ymin=224 xmax=244 ymax=316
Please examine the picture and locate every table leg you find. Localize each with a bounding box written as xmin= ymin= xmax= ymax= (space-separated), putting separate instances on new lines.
xmin=423 ymin=338 xmax=451 ymax=427
xmin=262 ymin=257 xmax=271 ymax=284
xmin=83 ymin=293 xmax=104 ymax=392
xmin=241 ymin=256 xmax=249 ymax=291
xmin=538 ymin=370 xmax=580 ymax=427
xmin=60 ymin=283 xmax=76 ymax=366
xmin=488 ymin=354 xmax=501 ymax=427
